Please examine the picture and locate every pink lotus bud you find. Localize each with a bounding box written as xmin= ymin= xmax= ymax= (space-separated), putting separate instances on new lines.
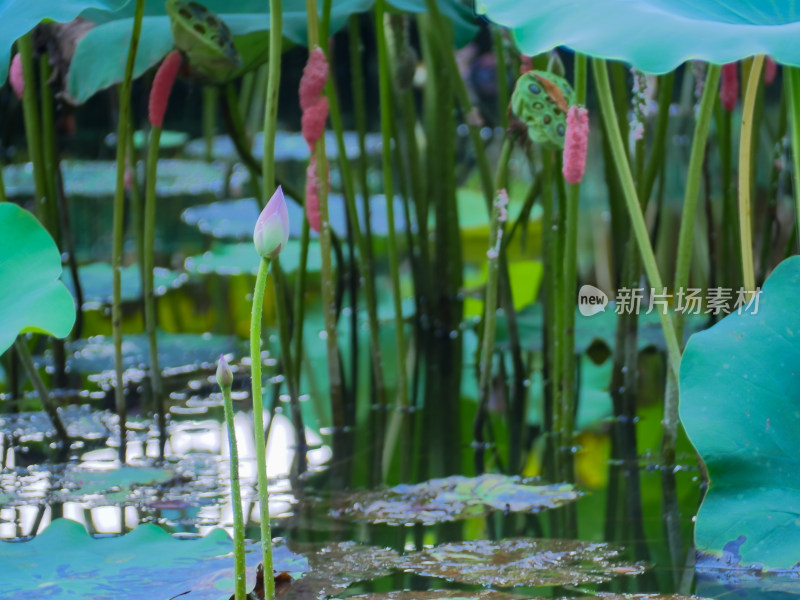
xmin=216 ymin=354 xmax=233 ymax=389
xmin=253 ymin=186 xmax=290 ymax=258
xmin=301 ymin=96 xmax=329 ymax=151
xmin=9 ymin=53 xmax=24 ymax=99
xmin=149 ymin=50 xmax=183 ymax=128
xmin=764 ymin=57 xmax=778 ymax=85
xmin=562 ymin=105 xmax=589 ymax=185
xmin=720 ymin=62 xmax=738 ymax=112
xmin=299 ymin=47 xmax=329 ymax=112
xmin=305 ymin=158 xmax=321 ymax=232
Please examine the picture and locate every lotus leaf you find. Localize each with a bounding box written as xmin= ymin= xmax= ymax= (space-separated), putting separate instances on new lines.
xmin=681 ymin=255 xmax=800 ymax=569
xmin=478 ymin=0 xmax=800 ymax=73
xmin=0 ymin=203 xmax=76 ymax=354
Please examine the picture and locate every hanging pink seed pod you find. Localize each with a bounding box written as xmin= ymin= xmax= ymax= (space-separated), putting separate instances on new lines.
xmin=301 ymin=96 xmax=329 ymax=151
xmin=148 ymin=50 xmax=183 ymax=128
xmin=9 ymin=53 xmax=24 ymax=99
xmin=299 ymin=47 xmax=329 ymax=112
xmin=562 ymin=105 xmax=589 ymax=185
xmin=764 ymin=57 xmax=778 ymax=85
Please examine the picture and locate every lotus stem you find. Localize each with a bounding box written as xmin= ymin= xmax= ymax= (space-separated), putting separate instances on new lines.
xmin=111 ymin=0 xmax=146 ymax=462
xmin=17 ymin=36 xmax=46 ymax=223
xmin=14 ymin=337 xmax=68 ymax=452
xmin=739 ymin=55 xmax=764 ymax=294
xmin=250 ymin=256 xmax=274 ymax=600
xmin=217 ymin=355 xmax=246 ymax=600
xmin=591 ymin=58 xmax=681 ymax=379
xmin=787 ymin=67 xmax=800 ymax=247
xmin=375 ymin=0 xmax=410 ymax=480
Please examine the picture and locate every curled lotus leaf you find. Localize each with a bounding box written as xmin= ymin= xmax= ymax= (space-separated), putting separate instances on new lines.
xmin=331 ymin=474 xmax=580 ymax=525
xmin=399 ymin=537 xmax=646 ymax=587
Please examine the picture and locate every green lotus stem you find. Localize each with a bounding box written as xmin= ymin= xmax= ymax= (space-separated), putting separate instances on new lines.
xmin=304 ymin=0 xmax=346 ymax=445
xmin=15 ymin=337 xmax=69 ymax=450
xmin=202 ymin=86 xmax=218 ymax=162
xmin=224 ymin=84 xmax=262 ymax=203
xmin=673 ymin=64 xmax=721 ymax=340
xmin=591 ymin=58 xmax=681 ymax=379
xmin=642 ymin=71 xmax=676 ymax=216
xmin=787 ymin=68 xmax=800 ymax=246
xmin=17 ymin=35 xmax=46 ymax=222
xmin=325 ymin=61 xmax=387 ymax=425
xmin=39 ymin=56 xmax=60 ymax=240
xmin=0 ymin=163 xmax=6 ymax=203
xmin=291 ymin=218 xmax=310 ymax=395
xmin=474 ymin=189 xmax=508 ymax=473
xmin=375 ymin=0 xmax=411 ymax=479
xmin=739 ymin=55 xmax=764 ymax=294
xmin=111 ymin=0 xmax=146 ymax=462
xmin=262 ymin=0 xmax=282 ymax=193
xmin=491 ymin=26 xmax=509 ymax=130
xmin=144 ymin=125 xmax=166 ymax=458
xmin=250 ymin=257 xmax=274 ymax=600
xmin=216 ymin=356 xmax=245 ymax=600
xmin=561 ymin=53 xmax=587 ymax=469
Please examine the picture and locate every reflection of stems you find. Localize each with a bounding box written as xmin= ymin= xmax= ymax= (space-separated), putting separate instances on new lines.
xmin=375 ymin=0 xmax=410 ymax=480
xmin=591 ymin=58 xmax=681 ymax=378
xmin=111 ymin=0 xmax=146 ymax=462
xmin=219 ymin=374 xmax=246 ymax=600
xmin=250 ymin=257 xmax=274 ymax=600
xmin=15 ymin=337 xmax=68 ymax=450
xmin=739 ymin=55 xmax=765 ymax=293
xmin=144 ymin=125 xmax=166 ymax=459
xmin=788 ymin=67 xmax=800 ymax=249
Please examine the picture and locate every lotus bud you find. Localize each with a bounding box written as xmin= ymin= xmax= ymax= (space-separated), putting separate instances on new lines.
xmin=253 ymin=186 xmax=290 ymax=258
xmin=562 ymin=105 xmax=589 ymax=185
xmin=720 ymin=62 xmax=738 ymax=112
xmin=149 ymin=50 xmax=183 ymax=128
xmin=216 ymin=354 xmax=233 ymax=390
xmin=9 ymin=53 xmax=23 ymax=100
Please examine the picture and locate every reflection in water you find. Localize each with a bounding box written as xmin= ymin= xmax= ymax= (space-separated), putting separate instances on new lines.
xmin=0 ymin=407 xmax=330 ymax=540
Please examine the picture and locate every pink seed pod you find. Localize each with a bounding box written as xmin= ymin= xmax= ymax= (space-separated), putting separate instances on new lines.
xmin=9 ymin=53 xmax=24 ymax=99
xmin=301 ymin=96 xmax=329 ymax=151
xmin=562 ymin=105 xmax=589 ymax=185
xmin=305 ymin=158 xmax=321 ymax=233
xmin=299 ymin=47 xmax=329 ymax=112
xmin=519 ymin=54 xmax=533 ymax=75
xmin=764 ymin=57 xmax=778 ymax=85
xmin=149 ymin=50 xmax=183 ymax=128
xmin=720 ymin=62 xmax=738 ymax=112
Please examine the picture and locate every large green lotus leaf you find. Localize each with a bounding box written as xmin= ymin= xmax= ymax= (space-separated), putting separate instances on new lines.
xmin=0 ymin=518 xmax=307 ymax=599
xmin=398 ymin=537 xmax=645 ymax=587
xmin=680 ymin=255 xmax=800 ymax=569
xmin=331 ymin=474 xmax=579 ymax=525
xmin=68 ymin=0 xmax=476 ymax=103
xmin=0 ymin=0 xmax=129 ymax=86
xmin=478 ymin=0 xmax=800 ymax=74
xmin=0 ymin=204 xmax=76 ymax=355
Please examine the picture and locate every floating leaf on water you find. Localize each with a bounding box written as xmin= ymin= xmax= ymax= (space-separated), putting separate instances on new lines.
xmin=350 ymin=592 xmax=524 ymax=600
xmin=0 ymin=518 xmax=306 ymax=599
xmin=184 ymin=240 xmax=324 ymax=277
xmin=181 ymin=195 xmax=406 ymax=241
xmin=681 ymin=256 xmax=800 ymax=570
xmin=0 ymin=405 xmax=109 ymax=442
xmin=398 ymin=537 xmax=645 ymax=587
xmin=61 ymin=262 xmax=187 ymax=309
xmin=2 ymin=160 xmax=226 ymax=198
xmin=61 ymin=332 xmax=243 ymax=379
xmin=282 ymin=541 xmax=401 ymax=599
xmin=331 ymin=474 xmax=580 ymax=525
